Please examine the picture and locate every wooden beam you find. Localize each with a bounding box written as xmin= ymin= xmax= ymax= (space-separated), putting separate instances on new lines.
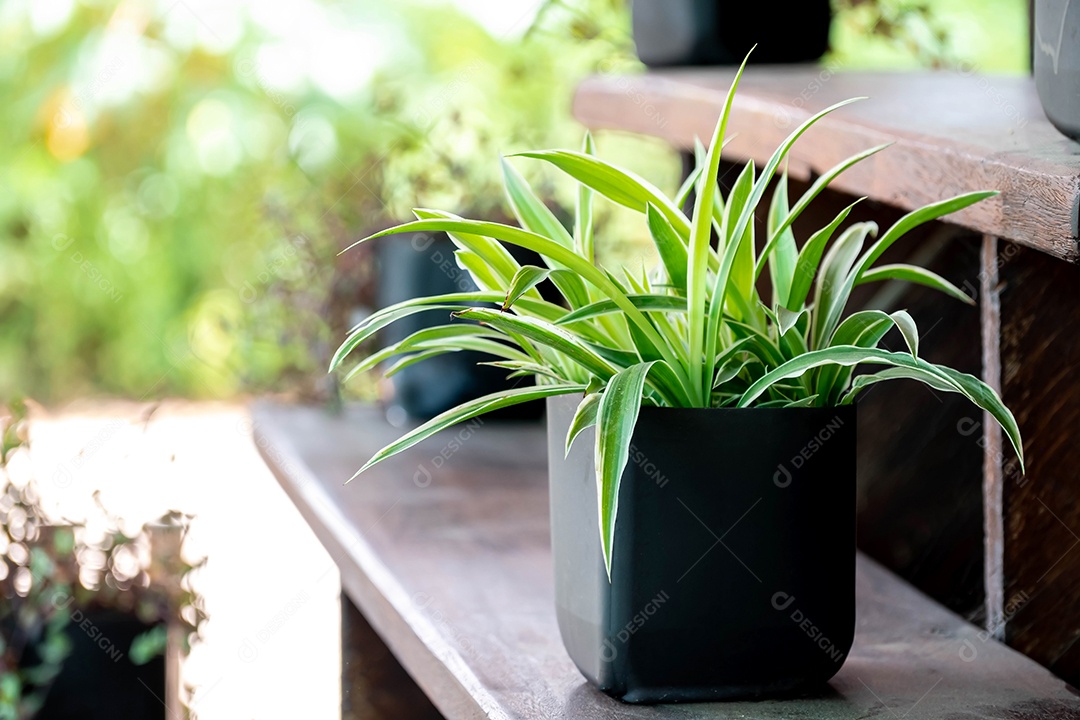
xmin=252 ymin=403 xmax=1080 ymax=718
xmin=573 ymin=68 xmax=1080 ymax=261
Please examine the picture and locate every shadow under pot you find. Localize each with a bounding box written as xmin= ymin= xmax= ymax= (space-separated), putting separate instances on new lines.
xmin=1034 ymin=0 xmax=1080 ymax=140
xmin=631 ymin=0 xmax=832 ymax=67
xmin=546 ymin=395 xmax=856 ymax=702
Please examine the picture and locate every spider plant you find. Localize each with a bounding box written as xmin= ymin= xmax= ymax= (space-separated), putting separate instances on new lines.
xmin=332 ymin=57 xmax=1024 ymax=576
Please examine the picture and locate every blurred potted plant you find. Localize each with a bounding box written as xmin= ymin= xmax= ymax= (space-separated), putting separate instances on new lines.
xmin=0 ymin=401 xmax=206 ymax=719
xmin=629 ymin=0 xmax=831 ymax=66
xmin=1034 ymin=0 xmax=1080 ymax=140
xmin=330 ymin=58 xmax=1023 ymax=701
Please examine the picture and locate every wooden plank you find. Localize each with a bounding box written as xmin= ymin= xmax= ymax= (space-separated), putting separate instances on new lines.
xmin=997 ymin=244 xmax=1080 ymax=684
xmin=251 ymin=402 xmax=1080 ymax=719
xmin=572 ymin=67 xmax=1080 ymax=261
xmin=982 ymin=235 xmax=1007 ymax=638
xmin=852 ymin=224 xmax=986 ymax=617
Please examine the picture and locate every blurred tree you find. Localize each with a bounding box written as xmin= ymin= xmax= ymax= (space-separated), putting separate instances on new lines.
xmin=0 ymin=0 xmax=1026 ymax=404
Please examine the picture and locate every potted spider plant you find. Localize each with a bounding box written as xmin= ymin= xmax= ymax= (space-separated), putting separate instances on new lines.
xmin=331 ymin=58 xmax=1024 ymax=702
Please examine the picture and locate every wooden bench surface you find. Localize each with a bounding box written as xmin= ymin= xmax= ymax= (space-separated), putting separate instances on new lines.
xmin=572 ymin=67 xmax=1080 ymax=261
xmin=251 ymin=401 xmax=1079 ymax=719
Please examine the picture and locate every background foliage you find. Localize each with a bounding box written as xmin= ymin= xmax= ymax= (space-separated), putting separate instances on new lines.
xmin=0 ymin=0 xmax=1028 ymax=403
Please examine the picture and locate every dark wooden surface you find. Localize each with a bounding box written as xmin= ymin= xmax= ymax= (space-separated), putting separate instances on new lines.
xmin=992 ymin=244 xmax=1080 ymax=684
xmin=341 ymin=591 xmax=444 ymax=720
xmin=572 ymin=67 xmax=1080 ymax=261
xmin=252 ymin=401 xmax=1080 ymax=719
xmin=851 ymin=226 xmax=987 ymax=618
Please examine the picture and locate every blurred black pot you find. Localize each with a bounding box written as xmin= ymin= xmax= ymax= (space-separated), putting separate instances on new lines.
xmin=1034 ymin=0 xmax=1080 ymax=140
xmin=376 ymin=232 xmax=544 ymax=422
xmin=632 ymin=0 xmax=832 ymax=67
xmin=36 ymin=611 xmax=166 ymax=719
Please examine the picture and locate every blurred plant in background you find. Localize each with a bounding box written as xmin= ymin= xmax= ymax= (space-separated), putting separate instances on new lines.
xmin=0 ymin=0 xmax=1027 ymax=405
xmin=0 ymin=400 xmax=205 ymax=718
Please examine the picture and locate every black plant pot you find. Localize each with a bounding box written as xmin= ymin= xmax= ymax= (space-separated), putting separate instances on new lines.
xmin=37 ymin=610 xmax=166 ymax=719
xmin=631 ymin=0 xmax=832 ymax=68
xmin=546 ymin=395 xmax=856 ymax=702
xmin=376 ymin=233 xmax=543 ymax=421
xmin=1034 ymin=0 xmax=1080 ymax=140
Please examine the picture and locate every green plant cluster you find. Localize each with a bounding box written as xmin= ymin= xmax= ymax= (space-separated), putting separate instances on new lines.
xmin=335 ymin=60 xmax=1023 ymax=574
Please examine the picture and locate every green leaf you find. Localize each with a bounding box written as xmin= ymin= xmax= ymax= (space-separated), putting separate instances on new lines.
xmin=713 ymin=358 xmax=753 ymax=388
xmin=575 ymin=133 xmax=596 ymax=261
xmin=840 ymin=366 xmax=956 ymax=403
xmin=503 ymin=265 xmax=551 ymax=310
xmin=736 ymin=344 xmax=1023 ymax=470
xmin=454 ymin=249 xmax=502 ymax=292
xmin=646 ymin=204 xmax=689 ymax=294
xmin=816 ymin=309 xmax=899 ymax=401
xmin=479 ymin=359 xmax=566 ymax=382
xmin=413 ymin=209 xmax=523 ymax=287
xmin=723 ymin=160 xmax=757 ymax=315
xmin=890 ymin=309 xmax=919 ymax=359
xmin=352 ymin=384 xmax=587 ymax=481
xmin=343 ymin=327 xmax=530 ymax=383
xmin=755 ymin=144 xmax=888 ymax=281
xmin=596 ymin=362 xmax=656 ymax=577
xmin=856 ymin=263 xmax=975 ymax=305
xmin=453 ymin=308 xmax=617 ymax=379
xmin=767 ymin=170 xmax=798 ymax=308
xmin=706 ymin=93 xmax=863 ymax=400
xmin=345 ymin=217 xmax=693 ymax=396
xmin=501 ymin=157 xmax=575 ymax=248
xmin=556 ymin=294 xmax=688 ymax=325
xmin=860 ymin=191 xmax=998 ymax=273
xmin=514 ymin=150 xmax=691 ymax=238
xmin=811 ymin=221 xmax=877 ymax=349
xmin=674 ymin=164 xmax=704 ymax=209
xmin=688 ymin=52 xmax=751 ymax=405
xmin=725 ymin=97 xmax=866 ymax=297
xmin=333 ymin=299 xmax=488 ymax=371
xmin=933 ymin=364 xmax=1025 ymax=471
xmin=382 ymin=349 xmax=451 ymax=378
xmin=500 ymin=158 xmax=590 ymax=308
xmin=776 ymin=306 xmax=806 ymax=337
xmin=565 ymin=392 xmax=601 ymax=456
xmin=819 ymin=190 xmax=998 ymax=344
xmin=785 ymin=199 xmax=862 ymax=313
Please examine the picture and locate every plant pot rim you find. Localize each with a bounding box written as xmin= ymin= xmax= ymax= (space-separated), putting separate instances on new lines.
xmin=551 ymin=394 xmax=856 ymax=415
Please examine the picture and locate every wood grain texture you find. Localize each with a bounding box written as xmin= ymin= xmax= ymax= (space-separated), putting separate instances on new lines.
xmin=252 ymin=402 xmax=1080 ymax=719
xmin=852 ymin=226 xmax=986 ymax=618
xmin=982 ymin=235 xmax=1006 ymax=639
xmin=998 ymin=244 xmax=1080 ymax=686
xmin=572 ymin=67 xmax=1080 ymax=260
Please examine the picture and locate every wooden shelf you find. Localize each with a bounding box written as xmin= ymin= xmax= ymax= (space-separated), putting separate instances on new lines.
xmin=251 ymin=402 xmax=1080 ymax=719
xmin=572 ymin=67 xmax=1080 ymax=261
